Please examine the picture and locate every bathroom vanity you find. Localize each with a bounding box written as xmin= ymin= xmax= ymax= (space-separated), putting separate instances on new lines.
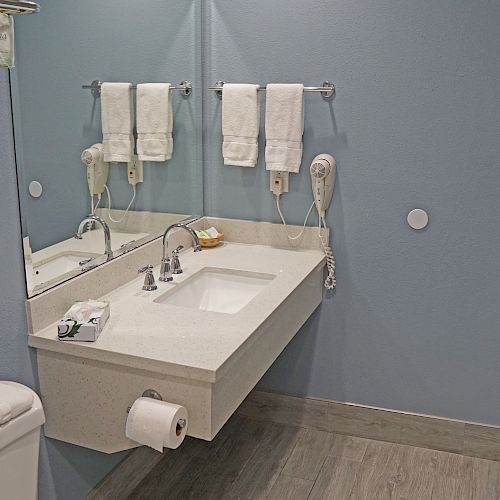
xmin=27 ymin=219 xmax=326 ymax=452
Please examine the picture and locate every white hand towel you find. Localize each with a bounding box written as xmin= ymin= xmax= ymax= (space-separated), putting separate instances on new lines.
xmin=0 ymin=13 xmax=15 ymax=68
xmin=136 ymin=83 xmax=173 ymax=162
xmin=222 ymin=84 xmax=260 ymax=167
xmin=101 ymin=82 xmax=134 ymax=163
xmin=265 ymin=83 xmax=304 ymax=173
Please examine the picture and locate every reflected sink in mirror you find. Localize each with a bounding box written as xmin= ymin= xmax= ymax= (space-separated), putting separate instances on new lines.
xmin=32 ymin=252 xmax=99 ymax=288
xmin=154 ymin=268 xmax=276 ymax=314
xmin=26 ymin=228 xmax=153 ymax=294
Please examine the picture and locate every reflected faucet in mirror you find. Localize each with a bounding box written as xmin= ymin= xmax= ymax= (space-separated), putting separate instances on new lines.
xmin=160 ymin=223 xmax=202 ymax=282
xmin=75 ymin=215 xmax=113 ymax=262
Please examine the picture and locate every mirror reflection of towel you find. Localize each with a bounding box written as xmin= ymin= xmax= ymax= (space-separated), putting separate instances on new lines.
xmin=0 ymin=13 xmax=15 ymax=68
xmin=136 ymin=83 xmax=173 ymax=162
xmin=101 ymin=82 xmax=134 ymax=163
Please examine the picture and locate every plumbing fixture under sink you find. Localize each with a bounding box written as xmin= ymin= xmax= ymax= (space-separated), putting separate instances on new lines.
xmin=154 ymin=267 xmax=275 ymax=314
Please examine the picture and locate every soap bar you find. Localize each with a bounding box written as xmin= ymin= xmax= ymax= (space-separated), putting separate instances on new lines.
xmin=58 ymin=302 xmax=110 ymax=342
xmin=195 ymin=227 xmax=220 ymax=239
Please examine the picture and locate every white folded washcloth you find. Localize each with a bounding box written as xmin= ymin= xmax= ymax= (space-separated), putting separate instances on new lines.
xmin=265 ymin=83 xmax=304 ymax=172
xmin=101 ymin=82 xmax=134 ymax=163
xmin=222 ymin=83 xmax=260 ymax=167
xmin=136 ymin=83 xmax=173 ymax=162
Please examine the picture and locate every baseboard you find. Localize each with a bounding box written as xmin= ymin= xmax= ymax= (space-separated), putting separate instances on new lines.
xmin=237 ymin=390 xmax=500 ymax=462
xmin=86 ymin=446 xmax=164 ymax=500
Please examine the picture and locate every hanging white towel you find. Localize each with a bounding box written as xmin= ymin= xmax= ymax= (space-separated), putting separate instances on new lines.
xmin=0 ymin=13 xmax=15 ymax=68
xmin=136 ymin=83 xmax=173 ymax=162
xmin=222 ymin=84 xmax=260 ymax=167
xmin=265 ymin=83 xmax=304 ymax=173
xmin=101 ymin=82 xmax=134 ymax=163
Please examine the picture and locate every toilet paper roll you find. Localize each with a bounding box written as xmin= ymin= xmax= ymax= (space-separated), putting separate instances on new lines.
xmin=125 ymin=397 xmax=188 ymax=452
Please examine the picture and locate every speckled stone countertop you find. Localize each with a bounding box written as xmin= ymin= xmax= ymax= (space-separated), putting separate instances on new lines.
xmin=28 ymin=241 xmax=324 ymax=383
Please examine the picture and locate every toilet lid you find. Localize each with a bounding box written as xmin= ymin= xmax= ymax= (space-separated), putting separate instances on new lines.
xmin=0 ymin=382 xmax=34 ymax=424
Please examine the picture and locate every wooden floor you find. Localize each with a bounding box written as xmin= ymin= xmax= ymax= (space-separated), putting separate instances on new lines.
xmin=128 ymin=414 xmax=500 ymax=500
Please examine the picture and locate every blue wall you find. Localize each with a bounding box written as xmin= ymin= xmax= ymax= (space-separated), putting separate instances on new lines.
xmin=204 ymin=0 xmax=500 ymax=425
xmin=11 ymin=0 xmax=202 ymax=252
xmin=0 ymin=70 xmax=126 ymax=500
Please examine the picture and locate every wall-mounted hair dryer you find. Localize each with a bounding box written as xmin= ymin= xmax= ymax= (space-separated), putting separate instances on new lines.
xmin=310 ymin=153 xmax=336 ymax=218
xmin=272 ymin=152 xmax=338 ymax=289
xmin=310 ymin=153 xmax=337 ymax=289
xmin=81 ymin=143 xmax=109 ymax=196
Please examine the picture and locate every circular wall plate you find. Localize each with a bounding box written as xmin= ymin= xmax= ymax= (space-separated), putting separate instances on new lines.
xmin=407 ymin=208 xmax=428 ymax=230
xmin=29 ymin=180 xmax=43 ymax=198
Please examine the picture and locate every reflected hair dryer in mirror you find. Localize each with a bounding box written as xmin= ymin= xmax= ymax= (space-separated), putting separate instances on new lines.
xmin=81 ymin=143 xmax=109 ymax=196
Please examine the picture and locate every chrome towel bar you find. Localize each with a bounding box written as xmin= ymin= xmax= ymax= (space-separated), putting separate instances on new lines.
xmin=0 ymin=0 xmax=39 ymax=15
xmin=209 ymin=80 xmax=335 ymax=99
xmin=82 ymin=80 xmax=192 ymax=98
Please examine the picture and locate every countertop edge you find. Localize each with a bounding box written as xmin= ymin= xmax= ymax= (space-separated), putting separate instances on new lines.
xmin=27 ymin=335 xmax=217 ymax=383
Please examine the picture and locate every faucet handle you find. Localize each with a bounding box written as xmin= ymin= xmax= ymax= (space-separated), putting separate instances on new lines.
xmin=172 ymin=245 xmax=184 ymax=256
xmin=138 ymin=265 xmax=157 ymax=291
xmin=171 ymin=246 xmax=184 ymax=275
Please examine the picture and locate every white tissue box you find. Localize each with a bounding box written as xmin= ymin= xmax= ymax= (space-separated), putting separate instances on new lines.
xmin=57 ymin=303 xmax=110 ymax=342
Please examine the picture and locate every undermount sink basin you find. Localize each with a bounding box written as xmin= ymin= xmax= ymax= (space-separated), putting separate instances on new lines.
xmin=33 ymin=252 xmax=98 ymax=286
xmin=154 ymin=267 xmax=276 ymax=314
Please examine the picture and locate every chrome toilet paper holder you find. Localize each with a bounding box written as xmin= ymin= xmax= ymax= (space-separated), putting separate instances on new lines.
xmin=126 ymin=389 xmax=187 ymax=431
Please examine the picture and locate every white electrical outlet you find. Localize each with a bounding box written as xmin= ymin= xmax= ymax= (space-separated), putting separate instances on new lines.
xmin=127 ymin=155 xmax=144 ymax=186
xmin=270 ymin=171 xmax=289 ymax=196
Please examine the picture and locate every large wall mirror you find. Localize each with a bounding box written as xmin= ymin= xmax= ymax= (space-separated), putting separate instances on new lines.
xmin=10 ymin=0 xmax=202 ymax=296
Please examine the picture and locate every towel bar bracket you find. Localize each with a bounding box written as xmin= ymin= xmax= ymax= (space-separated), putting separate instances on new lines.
xmin=213 ymin=80 xmax=226 ymax=97
xmin=82 ymin=80 xmax=192 ymax=97
xmin=321 ymin=81 xmax=336 ymax=99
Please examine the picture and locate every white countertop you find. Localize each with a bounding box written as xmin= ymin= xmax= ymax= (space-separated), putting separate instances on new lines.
xmin=29 ymin=242 xmax=324 ymax=383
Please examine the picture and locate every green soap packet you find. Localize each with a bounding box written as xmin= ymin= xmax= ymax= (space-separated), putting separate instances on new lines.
xmin=0 ymin=13 xmax=15 ymax=68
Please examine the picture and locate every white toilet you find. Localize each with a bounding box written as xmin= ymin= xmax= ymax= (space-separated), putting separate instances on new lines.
xmin=0 ymin=381 xmax=45 ymax=500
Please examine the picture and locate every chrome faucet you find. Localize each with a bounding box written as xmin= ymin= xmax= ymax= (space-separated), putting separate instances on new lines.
xmin=160 ymin=223 xmax=201 ymax=282
xmin=75 ymin=215 xmax=113 ymax=261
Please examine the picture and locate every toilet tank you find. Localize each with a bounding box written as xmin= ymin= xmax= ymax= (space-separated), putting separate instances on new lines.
xmin=0 ymin=381 xmax=45 ymax=500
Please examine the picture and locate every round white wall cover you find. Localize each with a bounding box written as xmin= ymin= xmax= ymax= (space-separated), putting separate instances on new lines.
xmin=29 ymin=181 xmax=43 ymax=198
xmin=407 ymin=208 xmax=428 ymax=230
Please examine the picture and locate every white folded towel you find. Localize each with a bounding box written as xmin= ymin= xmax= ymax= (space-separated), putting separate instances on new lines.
xmin=136 ymin=83 xmax=173 ymax=162
xmin=265 ymin=83 xmax=304 ymax=173
xmin=222 ymin=84 xmax=260 ymax=167
xmin=0 ymin=13 xmax=15 ymax=68
xmin=101 ymin=82 xmax=134 ymax=163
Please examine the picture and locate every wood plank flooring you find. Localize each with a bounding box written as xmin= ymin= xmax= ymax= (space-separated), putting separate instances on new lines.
xmin=127 ymin=414 xmax=500 ymax=500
